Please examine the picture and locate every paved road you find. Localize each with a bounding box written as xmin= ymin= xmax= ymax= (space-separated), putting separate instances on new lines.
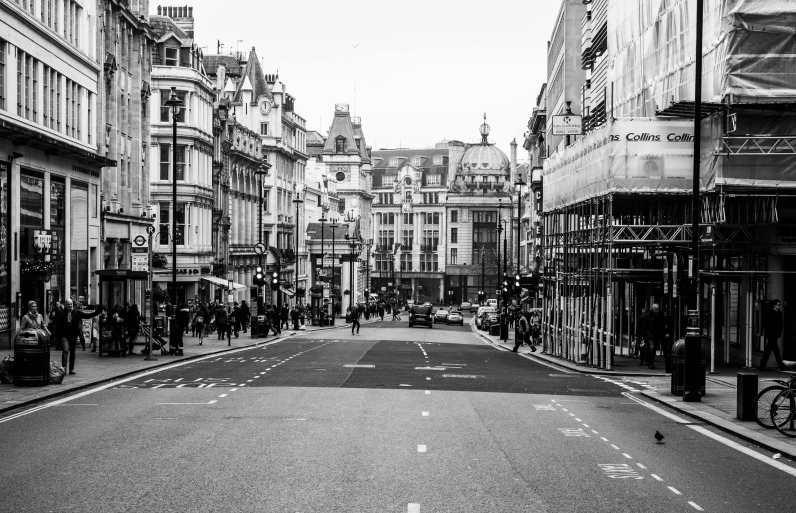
xmin=1 ymin=312 xmax=794 ymax=512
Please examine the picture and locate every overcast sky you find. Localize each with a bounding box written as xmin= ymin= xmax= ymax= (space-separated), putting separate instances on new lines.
xmin=187 ymin=0 xmax=560 ymax=155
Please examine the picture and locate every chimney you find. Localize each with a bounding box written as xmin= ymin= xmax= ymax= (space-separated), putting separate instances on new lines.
xmin=157 ymin=5 xmax=161 ymax=14
xmin=168 ymin=4 xmax=194 ymax=38
xmin=510 ymin=138 xmax=518 ymax=184
xmin=217 ymin=64 xmax=226 ymax=92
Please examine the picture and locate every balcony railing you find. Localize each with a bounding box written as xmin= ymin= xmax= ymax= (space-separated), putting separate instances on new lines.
xmin=420 ymin=245 xmax=437 ymax=253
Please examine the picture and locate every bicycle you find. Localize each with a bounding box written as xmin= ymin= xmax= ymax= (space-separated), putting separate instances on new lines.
xmin=754 ymin=377 xmax=793 ymax=429
xmin=770 ymin=371 xmax=796 ymax=437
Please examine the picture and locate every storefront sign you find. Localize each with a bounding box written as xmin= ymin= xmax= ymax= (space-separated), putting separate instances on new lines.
xmin=29 ymin=229 xmax=53 ymax=256
xmin=552 ymin=115 xmax=583 ymax=135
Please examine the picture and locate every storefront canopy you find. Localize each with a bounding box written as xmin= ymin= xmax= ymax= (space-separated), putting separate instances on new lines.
xmin=200 ymin=276 xmax=247 ymax=290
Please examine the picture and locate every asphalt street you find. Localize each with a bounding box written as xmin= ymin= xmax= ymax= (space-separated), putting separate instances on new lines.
xmin=1 ymin=312 xmax=794 ymax=512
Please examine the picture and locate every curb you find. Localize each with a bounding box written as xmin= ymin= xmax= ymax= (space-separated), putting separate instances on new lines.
xmin=639 ymin=389 xmax=796 ymax=460
xmin=0 ymin=331 xmax=299 ymax=416
xmin=469 ymin=321 xmax=668 ymax=377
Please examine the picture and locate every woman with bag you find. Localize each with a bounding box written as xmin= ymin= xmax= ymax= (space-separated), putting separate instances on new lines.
xmin=513 ymin=313 xmax=533 ymax=352
xmin=20 ymin=300 xmax=52 ymax=340
xmin=126 ymin=304 xmax=141 ymax=355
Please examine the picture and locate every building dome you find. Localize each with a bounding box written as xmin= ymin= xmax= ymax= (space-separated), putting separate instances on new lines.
xmin=461 ymin=144 xmax=510 ymax=171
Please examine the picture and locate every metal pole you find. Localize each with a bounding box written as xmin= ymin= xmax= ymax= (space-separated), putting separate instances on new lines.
xmin=517 ymin=182 xmax=522 ymax=274
xmin=171 ymin=104 xmax=178 ymax=308
xmin=145 ymin=233 xmax=157 ymax=360
xmin=258 ymin=171 xmax=263 ymax=309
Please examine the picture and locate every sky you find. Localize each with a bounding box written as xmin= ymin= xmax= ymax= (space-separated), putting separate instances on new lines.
xmin=186 ymin=0 xmax=561 ymax=154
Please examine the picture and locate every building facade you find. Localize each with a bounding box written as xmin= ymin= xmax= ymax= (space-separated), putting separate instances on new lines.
xmin=1 ymin=0 xmax=113 ymax=343
xmin=149 ymin=9 xmax=215 ymax=305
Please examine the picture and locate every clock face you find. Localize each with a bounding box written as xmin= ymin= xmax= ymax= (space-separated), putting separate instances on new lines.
xmin=259 ymin=100 xmax=272 ymax=115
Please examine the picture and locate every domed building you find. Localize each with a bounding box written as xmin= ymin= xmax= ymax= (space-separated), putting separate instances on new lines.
xmin=369 ymin=115 xmax=521 ymax=306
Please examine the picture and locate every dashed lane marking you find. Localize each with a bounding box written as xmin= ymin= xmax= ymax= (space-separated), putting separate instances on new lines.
xmin=610 ymin=444 xmax=620 ymax=450
xmin=688 ymin=502 xmax=704 ymax=511
xmin=651 ymin=474 xmax=663 ymax=481
xmin=425 ymin=391 xmax=431 ymax=395
xmin=442 ymin=374 xmax=478 ymax=378
xmin=408 ymin=504 xmax=420 ymax=513
xmin=218 ymin=394 xmax=227 ymax=398
xmin=422 ymin=412 xmax=429 ymax=417
xmin=622 ymin=453 xmax=632 ymax=459
xmin=637 ymin=463 xmax=647 ymax=470
xmin=417 ymin=445 xmax=427 ymax=453
xmin=343 ymin=364 xmax=375 ymax=368
xmin=668 ymin=487 xmax=682 ymax=495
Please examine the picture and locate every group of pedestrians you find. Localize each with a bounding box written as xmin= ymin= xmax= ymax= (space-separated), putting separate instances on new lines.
xmin=635 ymin=303 xmax=672 ymax=370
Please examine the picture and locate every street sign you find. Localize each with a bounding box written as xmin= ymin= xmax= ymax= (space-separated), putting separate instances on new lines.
xmin=146 ymin=225 xmax=155 ymax=235
xmin=552 ymin=114 xmax=583 ymax=135
xmin=132 ymin=254 xmax=149 ymax=272
xmin=133 ymin=235 xmax=147 ymax=247
xmin=323 ymin=287 xmax=330 ymax=298
xmin=317 ymin=268 xmax=329 ymax=277
xmin=254 ymin=243 xmax=266 ymax=255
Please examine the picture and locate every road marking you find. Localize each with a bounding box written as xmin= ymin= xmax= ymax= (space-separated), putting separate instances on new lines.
xmin=174 ymin=378 xmax=183 ymax=382
xmin=422 ymin=412 xmax=429 ymax=417
xmin=408 ymin=504 xmax=420 ymax=513
xmin=208 ymin=400 xmax=217 ymax=404
xmin=561 ymin=408 xmax=568 ymax=412
xmin=54 ymin=403 xmax=97 ymax=406
xmin=442 ymin=374 xmax=477 ymax=378
xmin=622 ymin=453 xmax=632 ymax=459
xmin=583 ymin=424 xmax=589 ymax=427
xmin=247 ymin=380 xmax=253 ymax=382
xmin=442 ymin=363 xmax=465 ymax=366
xmin=344 ymin=364 xmax=375 ymax=368
xmin=688 ymin=424 xmax=796 ymax=477
xmin=415 ymin=366 xmax=447 ymax=370
xmin=260 ymin=372 xmax=267 ymax=374
xmin=637 ymin=463 xmax=647 ymax=470
xmin=651 ymin=474 xmax=663 ymax=481
xmin=417 ymin=445 xmax=427 ymax=453
xmin=591 ymin=430 xmax=599 ymax=435
xmin=156 ymin=402 xmax=214 ymax=405
xmin=568 ymin=413 xmax=575 ymax=417
xmin=533 ymin=404 xmax=557 ymax=411
xmin=399 ymin=384 xmax=412 ymax=387
xmin=425 ymin=391 xmax=430 ymax=395
xmin=152 ymin=384 xmax=165 ymax=389
xmin=601 ymin=437 xmax=609 ymax=442
xmin=620 ymin=392 xmax=691 ymax=424
xmin=559 ymin=428 xmax=590 ymax=437
xmin=688 ymin=501 xmax=704 ymax=511
xmin=551 ymin=399 xmax=558 ymax=403
xmin=668 ymin=486 xmax=682 ymax=495
xmin=230 ymin=388 xmax=238 ymax=392
xmin=145 ymin=379 xmax=153 ymax=382
xmin=598 ymin=464 xmax=643 ymax=480
xmin=219 ymin=394 xmax=228 ymax=398
xmin=254 ymin=376 xmax=260 ymax=378
xmin=610 ymin=444 xmax=620 ymax=450
xmin=575 ymin=418 xmax=581 ymax=421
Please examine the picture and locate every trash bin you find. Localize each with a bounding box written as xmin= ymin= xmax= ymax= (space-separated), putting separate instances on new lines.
xmin=489 ymin=324 xmax=500 ymax=337
xmin=257 ymin=315 xmax=269 ymax=337
xmin=345 ymin=313 xmax=352 ymax=323
xmin=671 ymin=338 xmax=706 ymax=396
xmin=14 ymin=328 xmax=51 ymax=387
xmin=250 ymin=315 xmax=258 ymax=338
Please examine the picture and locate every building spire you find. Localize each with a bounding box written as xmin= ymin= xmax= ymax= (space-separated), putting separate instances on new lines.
xmin=479 ymin=112 xmax=491 ymax=144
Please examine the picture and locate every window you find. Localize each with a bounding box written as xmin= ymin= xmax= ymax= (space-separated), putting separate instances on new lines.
xmin=70 ymin=80 xmax=77 ymax=137
xmin=426 ymin=174 xmax=441 ymax=186
xmin=451 ymin=210 xmax=458 ymax=223
xmin=450 ymin=248 xmax=458 ymax=265
xmin=42 ymin=65 xmax=48 ymax=125
xmin=378 ymin=229 xmax=394 ymax=250
xmin=76 ymin=85 xmax=81 ymax=139
xmin=402 ymin=228 xmax=413 ymax=248
xmin=91 ymin=183 xmax=98 ymax=218
xmin=55 ymin=71 xmax=60 ymax=130
xmin=335 ymin=137 xmax=346 ymax=153
xmin=403 ymin=213 xmax=413 ymax=225
xmin=376 ymin=252 xmax=390 ymax=272
xmin=30 ymin=58 xmax=37 ymax=121
xmin=65 ymin=79 xmax=70 ymax=133
xmin=159 ymin=144 xmax=170 ymax=180
xmin=159 ymin=202 xmax=170 ymax=245
xmin=1 ymin=40 xmax=7 ymax=111
xmin=260 ymin=122 xmax=268 ymax=135
xmin=174 ymin=203 xmax=185 ymax=245
xmin=263 ymin=189 xmax=270 ymax=212
xmin=405 ymin=191 xmax=412 ymax=201
xmin=160 ymin=90 xmax=185 ymax=122
xmin=422 ymin=229 xmax=439 ymax=249
xmin=175 ymin=145 xmax=185 ymax=180
xmin=411 ymin=156 xmax=422 ymax=167
xmin=16 ymin=50 xmax=22 ymax=116
xmin=420 ymin=254 xmax=439 ymax=272
xmin=165 ymin=47 xmax=178 ymax=66
xmin=422 ymin=212 xmax=440 ymax=225
xmin=451 ymin=228 xmax=458 ymax=244
xmin=433 ymin=155 xmax=443 ymax=165
xmin=401 ymin=253 xmax=412 ymax=271
xmin=24 ymin=55 xmax=31 ymax=120
xmin=338 ymin=197 xmax=345 ymax=214
xmin=388 ymin=157 xmax=398 ymax=167
xmin=87 ymin=91 xmax=92 ymax=143
xmin=473 ymin=211 xmax=496 ymax=223
xmin=381 ymin=175 xmax=395 ymax=188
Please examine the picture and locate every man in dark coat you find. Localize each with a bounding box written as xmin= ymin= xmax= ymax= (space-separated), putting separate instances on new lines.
xmin=760 ymin=299 xmax=787 ymax=371
xmin=645 ymin=303 xmax=665 ymax=369
xmin=280 ymin=305 xmax=289 ymax=330
xmin=268 ymin=305 xmax=281 ymax=336
xmin=52 ymin=299 xmax=102 ymax=375
xmin=291 ymin=307 xmax=300 ymax=331
xmin=636 ymin=308 xmax=650 ymax=365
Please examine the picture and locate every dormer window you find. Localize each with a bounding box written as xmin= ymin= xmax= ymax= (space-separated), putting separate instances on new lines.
xmin=165 ymin=47 xmax=178 ymax=66
xmin=433 ymin=155 xmax=443 ymax=166
xmin=411 ymin=156 xmax=422 ymax=167
xmin=335 ymin=137 xmax=346 ymax=153
xmin=389 ymin=157 xmax=398 ymax=167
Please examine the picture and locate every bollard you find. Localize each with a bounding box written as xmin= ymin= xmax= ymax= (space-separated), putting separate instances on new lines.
xmin=737 ymin=372 xmax=758 ymax=421
xmin=683 ymin=310 xmax=702 ymax=402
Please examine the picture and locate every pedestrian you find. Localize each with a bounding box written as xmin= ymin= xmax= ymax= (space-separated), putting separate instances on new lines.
xmin=215 ymin=304 xmax=228 ymax=340
xmin=298 ymin=304 xmax=306 ymax=328
xmin=51 ymin=299 xmax=102 ymax=375
xmin=291 ymin=306 xmax=300 ymax=331
xmin=240 ymin=300 xmax=250 ymax=333
xmin=377 ymin=303 xmax=385 ymax=321
xmin=513 ymin=313 xmax=532 ymax=352
xmin=20 ymin=300 xmax=52 ymax=340
xmin=268 ymin=305 xmax=281 ymax=336
xmin=636 ymin=307 xmax=650 ymax=366
xmin=760 ymin=299 xmax=788 ymax=371
xmin=193 ymin=305 xmax=207 ymax=345
xmin=111 ymin=304 xmax=126 ymax=353
xmin=231 ymin=302 xmax=241 ymax=338
xmin=351 ymin=304 xmax=361 ymax=335
xmin=126 ymin=304 xmax=141 ymax=355
xmin=172 ymin=303 xmax=190 ymax=355
xmin=645 ymin=303 xmax=665 ymax=369
xmin=392 ymin=304 xmax=401 ymax=321
xmin=363 ymin=303 xmax=370 ymax=320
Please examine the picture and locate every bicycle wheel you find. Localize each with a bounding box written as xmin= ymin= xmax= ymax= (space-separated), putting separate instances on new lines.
xmin=771 ymin=389 xmax=796 ymax=438
xmin=755 ymin=386 xmax=786 ymax=429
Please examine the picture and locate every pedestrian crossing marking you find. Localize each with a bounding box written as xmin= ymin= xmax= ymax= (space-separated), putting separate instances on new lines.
xmin=558 ymin=428 xmax=591 ymax=437
xmin=533 ymin=404 xmax=557 ymax=411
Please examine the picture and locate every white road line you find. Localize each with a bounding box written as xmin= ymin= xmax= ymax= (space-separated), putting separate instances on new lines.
xmin=688 ymin=501 xmax=704 ymax=511
xmin=54 ymin=403 xmax=97 ymax=406
xmin=688 ymin=424 xmax=796 ymax=477
xmin=637 ymin=463 xmax=647 ymax=470
xmin=219 ymin=394 xmax=228 ymax=398
xmin=422 ymin=412 xmax=429 ymax=417
xmin=417 ymin=445 xmax=427 ymax=453
xmin=408 ymin=504 xmax=420 ymax=513
xmin=152 ymin=384 xmax=165 ymax=389
xmin=230 ymin=388 xmax=238 ymax=392
xmin=610 ymin=444 xmax=620 ymax=450
xmin=601 ymin=437 xmax=609 ymax=442
xmin=425 ymin=391 xmax=431 ymax=395
xmin=568 ymin=413 xmax=575 ymax=417
xmin=247 ymin=380 xmax=253 ymax=382
xmin=174 ymin=378 xmax=183 ymax=382
xmin=561 ymin=408 xmax=568 ymax=412
xmin=260 ymin=372 xmax=267 ymax=374
xmin=591 ymin=430 xmax=599 ymax=435
xmin=426 ymin=377 xmax=431 ymax=380
xmin=238 ymin=384 xmax=245 ymax=387
xmin=551 ymin=399 xmax=557 ymax=403
xmin=582 ymin=423 xmax=589 ymax=427
xmin=622 ymin=453 xmax=632 ymax=459
xmin=668 ymin=486 xmax=682 ymax=495
xmin=254 ymin=376 xmax=260 ymax=378
xmin=208 ymin=400 xmax=217 ymax=404
xmin=145 ymin=379 xmax=153 ymax=382
xmin=651 ymin=474 xmax=663 ymax=481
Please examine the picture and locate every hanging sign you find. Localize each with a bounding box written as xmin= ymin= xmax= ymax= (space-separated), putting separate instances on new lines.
xmin=552 ymin=115 xmax=583 ymax=136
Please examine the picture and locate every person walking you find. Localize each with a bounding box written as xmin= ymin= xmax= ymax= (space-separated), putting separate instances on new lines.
xmin=215 ymin=304 xmax=228 ymax=341
xmin=280 ymin=305 xmax=289 ymax=330
xmin=513 ymin=313 xmax=533 ymax=352
xmin=760 ymin=299 xmax=788 ymax=371
xmin=351 ymin=305 xmax=361 ymax=335
xmin=268 ymin=305 xmax=281 ymax=336
xmin=645 ymin=303 xmax=665 ymax=369
xmin=52 ymin=299 xmax=102 ymax=375
xmin=240 ymin=300 xmax=250 ymax=333
xmin=636 ymin=307 xmax=650 ymax=366
xmin=377 ymin=303 xmax=385 ymax=321
xmin=230 ymin=302 xmax=241 ymax=338
xmin=125 ymin=304 xmax=141 ymax=355
xmin=193 ymin=305 xmax=207 ymax=345
xmin=291 ymin=306 xmax=300 ymax=331
xmin=392 ymin=304 xmax=401 ymax=321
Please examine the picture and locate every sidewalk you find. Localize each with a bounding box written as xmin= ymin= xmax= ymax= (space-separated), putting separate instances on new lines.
xmin=472 ymin=319 xmax=796 ymax=458
xmin=0 ymin=316 xmax=373 ymax=415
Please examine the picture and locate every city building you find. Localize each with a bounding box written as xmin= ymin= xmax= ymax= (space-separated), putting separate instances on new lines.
xmin=1 ymin=0 xmax=114 ymax=343
xmin=96 ymin=0 xmax=157 ymax=309
xmin=149 ymin=8 xmax=215 ymax=305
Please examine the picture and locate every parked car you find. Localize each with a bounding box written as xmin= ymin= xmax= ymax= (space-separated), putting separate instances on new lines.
xmin=486 ymin=298 xmax=498 ymax=308
xmin=475 ymin=307 xmax=497 ymax=330
xmin=446 ymin=310 xmax=464 ymax=326
xmin=409 ymin=305 xmax=433 ymax=328
xmin=470 ymin=303 xmax=479 ymax=313
xmin=405 ymin=299 xmax=415 ymax=311
xmin=433 ymin=309 xmax=449 ymax=323
xmin=483 ymin=311 xmax=499 ymax=330
xmin=460 ymin=301 xmax=472 ymax=312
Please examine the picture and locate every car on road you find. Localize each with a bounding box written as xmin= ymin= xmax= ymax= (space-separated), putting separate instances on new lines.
xmin=460 ymin=301 xmax=472 ymax=312
xmin=409 ymin=305 xmax=433 ymax=328
xmin=470 ymin=303 xmax=479 ymax=313
xmin=482 ymin=311 xmax=499 ymax=330
xmin=486 ymin=298 xmax=498 ymax=308
xmin=433 ymin=309 xmax=449 ymax=323
xmin=475 ymin=307 xmax=497 ymax=330
xmin=446 ymin=310 xmax=464 ymax=326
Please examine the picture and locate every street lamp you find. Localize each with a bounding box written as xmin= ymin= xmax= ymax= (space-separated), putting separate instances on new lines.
xmin=330 ymin=219 xmax=338 ymax=321
xmin=344 ymin=203 xmax=360 ymax=312
xmin=163 ymin=87 xmax=184 ymax=307
xmin=293 ymin=190 xmax=303 ymax=307
xmin=255 ymin=164 xmax=268 ymax=310
xmin=514 ymin=176 xmax=526 ymax=276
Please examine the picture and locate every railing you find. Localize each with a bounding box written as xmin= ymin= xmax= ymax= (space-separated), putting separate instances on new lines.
xmin=420 ymin=245 xmax=437 ymax=253
xmin=581 ymin=11 xmax=593 ymax=70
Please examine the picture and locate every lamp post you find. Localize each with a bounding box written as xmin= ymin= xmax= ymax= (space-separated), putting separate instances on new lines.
xmin=163 ymin=87 xmax=183 ymax=307
xmin=330 ymin=219 xmax=338 ymax=321
xmin=255 ymin=164 xmax=267 ymax=311
xmin=319 ymin=213 xmax=327 ymax=325
xmin=293 ymin=191 xmax=303 ymax=307
xmin=514 ymin=176 xmax=526 ymax=275
xmin=496 ymin=205 xmax=503 ymax=307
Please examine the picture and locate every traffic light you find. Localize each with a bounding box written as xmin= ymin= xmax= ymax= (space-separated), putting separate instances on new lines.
xmin=478 ymin=290 xmax=485 ymax=303
xmin=502 ymin=274 xmax=509 ymax=298
xmin=514 ymin=274 xmax=521 ymax=294
xmin=253 ymin=266 xmax=264 ymax=287
xmin=271 ymin=272 xmax=279 ymax=286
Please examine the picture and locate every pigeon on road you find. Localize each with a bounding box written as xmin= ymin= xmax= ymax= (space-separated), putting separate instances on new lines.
xmin=655 ymin=431 xmax=665 ymax=444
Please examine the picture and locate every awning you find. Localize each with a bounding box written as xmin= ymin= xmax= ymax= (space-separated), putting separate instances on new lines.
xmin=200 ymin=276 xmax=247 ymax=290
xmin=279 ymin=286 xmax=295 ymax=297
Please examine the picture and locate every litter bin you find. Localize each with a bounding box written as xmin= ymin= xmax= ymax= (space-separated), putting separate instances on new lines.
xmin=250 ymin=315 xmax=258 ymax=338
xmin=14 ymin=328 xmax=51 ymax=387
xmin=671 ymin=338 xmax=706 ymax=396
xmin=257 ymin=315 xmax=269 ymax=337
xmin=489 ymin=324 xmax=500 ymax=337
xmin=345 ymin=312 xmax=352 ymax=323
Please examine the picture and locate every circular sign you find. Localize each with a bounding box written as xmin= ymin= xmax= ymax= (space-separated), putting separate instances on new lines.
xmin=254 ymin=243 xmax=266 ymax=255
xmin=146 ymin=225 xmax=156 ymax=235
xmin=133 ymin=235 xmax=147 ymax=247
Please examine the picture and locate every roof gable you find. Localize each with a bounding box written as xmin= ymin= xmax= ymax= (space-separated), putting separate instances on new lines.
xmin=233 ymin=48 xmax=273 ymax=104
xmin=322 ymin=112 xmax=359 ymax=154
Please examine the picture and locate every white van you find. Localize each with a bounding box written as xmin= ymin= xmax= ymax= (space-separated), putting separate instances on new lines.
xmin=486 ymin=298 xmax=498 ymax=308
